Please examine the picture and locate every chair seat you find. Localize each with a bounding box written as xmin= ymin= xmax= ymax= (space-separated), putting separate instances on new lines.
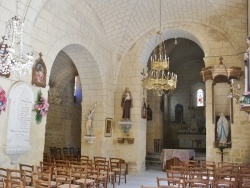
xmin=89 ymin=174 xmax=107 ymax=179
xmin=75 ymin=178 xmax=95 ymax=184
xmin=58 ymin=184 xmax=81 ymax=188
xmin=112 ymin=168 xmax=126 ymax=172
xmin=41 ymin=180 xmax=56 ymax=187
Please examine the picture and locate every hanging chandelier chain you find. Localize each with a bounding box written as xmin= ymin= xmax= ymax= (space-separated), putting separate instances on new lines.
xmin=159 ymin=0 xmax=162 ymax=32
xmin=0 ymin=0 xmax=34 ymax=76
xmin=16 ymin=0 xmax=32 ymax=21
xmin=142 ymin=0 xmax=177 ymax=96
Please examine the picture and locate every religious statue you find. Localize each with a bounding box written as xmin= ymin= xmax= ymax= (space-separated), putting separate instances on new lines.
xmin=147 ymin=104 xmax=152 ymax=120
xmin=244 ymin=35 xmax=250 ymax=93
xmin=85 ymin=102 xmax=97 ymax=136
xmin=217 ymin=113 xmax=229 ymax=144
xmin=121 ymin=87 xmax=132 ymax=120
xmin=141 ymin=97 xmax=147 ymax=119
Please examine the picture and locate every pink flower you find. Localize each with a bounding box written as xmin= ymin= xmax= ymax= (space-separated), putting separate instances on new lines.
xmin=0 ymin=88 xmax=7 ymax=113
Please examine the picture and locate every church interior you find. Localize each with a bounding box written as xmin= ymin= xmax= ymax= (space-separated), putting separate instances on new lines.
xmin=1 ymin=0 xmax=250 ymax=186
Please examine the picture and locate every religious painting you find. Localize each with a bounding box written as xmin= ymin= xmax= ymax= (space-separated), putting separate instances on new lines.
xmin=214 ymin=114 xmax=231 ymax=148
xmin=105 ymin=118 xmax=112 ymax=137
xmin=32 ymin=53 xmax=47 ymax=88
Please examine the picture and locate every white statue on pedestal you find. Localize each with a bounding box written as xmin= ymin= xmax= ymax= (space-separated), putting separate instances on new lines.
xmin=85 ymin=103 xmax=97 ymax=136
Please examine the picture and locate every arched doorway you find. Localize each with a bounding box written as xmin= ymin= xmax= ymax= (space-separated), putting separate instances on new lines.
xmin=44 ymin=50 xmax=82 ymax=157
xmin=146 ymin=38 xmax=205 ymax=157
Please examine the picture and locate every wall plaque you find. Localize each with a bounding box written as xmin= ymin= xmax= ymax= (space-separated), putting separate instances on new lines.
xmin=4 ymin=82 xmax=34 ymax=164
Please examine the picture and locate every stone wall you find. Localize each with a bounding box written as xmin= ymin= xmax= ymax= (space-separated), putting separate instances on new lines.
xmin=44 ymin=83 xmax=81 ymax=155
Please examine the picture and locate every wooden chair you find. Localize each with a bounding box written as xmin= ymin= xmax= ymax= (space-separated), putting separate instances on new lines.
xmin=32 ymin=171 xmax=52 ymax=188
xmin=183 ymin=178 xmax=209 ymax=188
xmin=156 ymin=177 xmax=179 ymax=188
xmin=50 ymin=147 xmax=56 ymax=155
xmin=88 ymin=161 xmax=108 ymax=188
xmin=183 ymin=160 xmax=198 ymax=168
xmin=63 ymin=147 xmax=69 ymax=156
xmin=8 ymin=169 xmax=25 ymax=186
xmin=199 ymin=161 xmax=216 ymax=185
xmin=79 ymin=155 xmax=89 ymax=161
xmin=244 ymin=179 xmax=250 ymax=187
xmin=54 ymin=167 xmax=80 ymax=188
xmin=0 ymin=168 xmax=9 ymax=188
xmin=218 ymin=161 xmax=234 ymax=168
xmin=94 ymin=157 xmax=106 ymax=168
xmin=212 ymin=179 xmax=237 ymax=188
xmin=20 ymin=163 xmax=35 ymax=186
xmin=97 ymin=160 xmax=115 ymax=188
xmin=165 ymin=169 xmax=184 ymax=187
xmin=109 ymin=158 xmax=126 ymax=185
xmin=238 ymin=172 xmax=250 ymax=188
xmin=3 ymin=179 xmax=23 ymax=188
xmin=36 ymin=166 xmax=56 ymax=188
xmin=71 ymin=164 xmax=95 ymax=188
xmin=69 ymin=147 xmax=75 ymax=156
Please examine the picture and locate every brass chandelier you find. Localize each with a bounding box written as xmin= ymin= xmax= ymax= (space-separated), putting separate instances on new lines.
xmin=142 ymin=0 xmax=177 ymax=96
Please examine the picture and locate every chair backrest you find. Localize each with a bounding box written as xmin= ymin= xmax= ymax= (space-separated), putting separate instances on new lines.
xmin=8 ymin=169 xmax=25 ymax=186
xmin=3 ymin=179 xmax=23 ymax=188
xmin=32 ymin=170 xmax=51 ymax=188
xmin=50 ymin=147 xmax=56 ymax=155
xmin=109 ymin=158 xmax=121 ymax=171
xmin=96 ymin=160 xmax=110 ymax=175
xmin=156 ymin=177 xmax=174 ymax=187
xmin=71 ymin=164 xmax=85 ymax=180
xmin=80 ymin=155 xmax=89 ymax=160
xmin=212 ymin=179 xmax=237 ymax=188
xmin=218 ymin=161 xmax=234 ymax=167
xmin=19 ymin=163 xmax=34 ymax=186
xmin=54 ymin=167 xmax=71 ymax=187
xmin=69 ymin=147 xmax=75 ymax=156
xmin=0 ymin=168 xmax=9 ymax=183
xmin=183 ymin=178 xmax=209 ymax=188
xmin=63 ymin=147 xmax=69 ymax=155
xmin=186 ymin=167 xmax=209 ymax=180
xmin=183 ymin=160 xmax=198 ymax=168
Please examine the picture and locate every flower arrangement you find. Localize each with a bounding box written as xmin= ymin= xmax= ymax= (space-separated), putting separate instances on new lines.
xmin=34 ymin=90 xmax=49 ymax=124
xmin=0 ymin=86 xmax=7 ymax=114
xmin=217 ymin=142 xmax=230 ymax=152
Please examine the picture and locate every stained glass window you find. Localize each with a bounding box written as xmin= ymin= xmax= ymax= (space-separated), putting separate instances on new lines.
xmin=197 ymin=89 xmax=204 ymax=106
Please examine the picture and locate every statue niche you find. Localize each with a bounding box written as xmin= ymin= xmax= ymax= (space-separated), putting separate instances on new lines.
xmin=175 ymin=104 xmax=183 ymax=123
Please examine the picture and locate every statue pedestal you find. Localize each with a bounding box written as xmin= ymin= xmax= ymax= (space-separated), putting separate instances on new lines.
xmin=84 ymin=135 xmax=96 ymax=144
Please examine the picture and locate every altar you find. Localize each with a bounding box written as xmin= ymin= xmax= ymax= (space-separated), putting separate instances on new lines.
xmin=160 ymin=149 xmax=195 ymax=170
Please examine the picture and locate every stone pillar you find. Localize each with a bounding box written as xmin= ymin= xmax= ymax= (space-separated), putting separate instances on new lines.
xmin=163 ymin=94 xmax=169 ymax=148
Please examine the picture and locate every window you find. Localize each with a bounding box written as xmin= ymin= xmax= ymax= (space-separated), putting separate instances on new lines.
xmin=197 ymin=89 xmax=204 ymax=106
xmin=74 ymin=76 xmax=82 ymax=105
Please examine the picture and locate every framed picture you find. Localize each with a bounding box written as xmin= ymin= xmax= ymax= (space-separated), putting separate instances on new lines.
xmin=105 ymin=118 xmax=112 ymax=137
xmin=32 ymin=53 xmax=47 ymax=88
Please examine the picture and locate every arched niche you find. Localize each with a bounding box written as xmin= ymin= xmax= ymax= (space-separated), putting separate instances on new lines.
xmin=212 ymin=79 xmax=233 ymax=124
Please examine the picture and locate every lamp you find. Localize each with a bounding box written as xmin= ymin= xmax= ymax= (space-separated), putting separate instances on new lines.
xmin=0 ymin=0 xmax=34 ymax=77
xmin=142 ymin=0 xmax=177 ymax=96
xmin=228 ymin=79 xmax=241 ymax=104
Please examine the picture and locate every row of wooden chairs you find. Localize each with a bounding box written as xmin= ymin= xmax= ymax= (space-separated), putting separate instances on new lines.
xmin=157 ymin=160 xmax=250 ymax=187
xmin=40 ymin=157 xmax=126 ymax=187
xmin=49 ymin=146 xmax=80 ymax=156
